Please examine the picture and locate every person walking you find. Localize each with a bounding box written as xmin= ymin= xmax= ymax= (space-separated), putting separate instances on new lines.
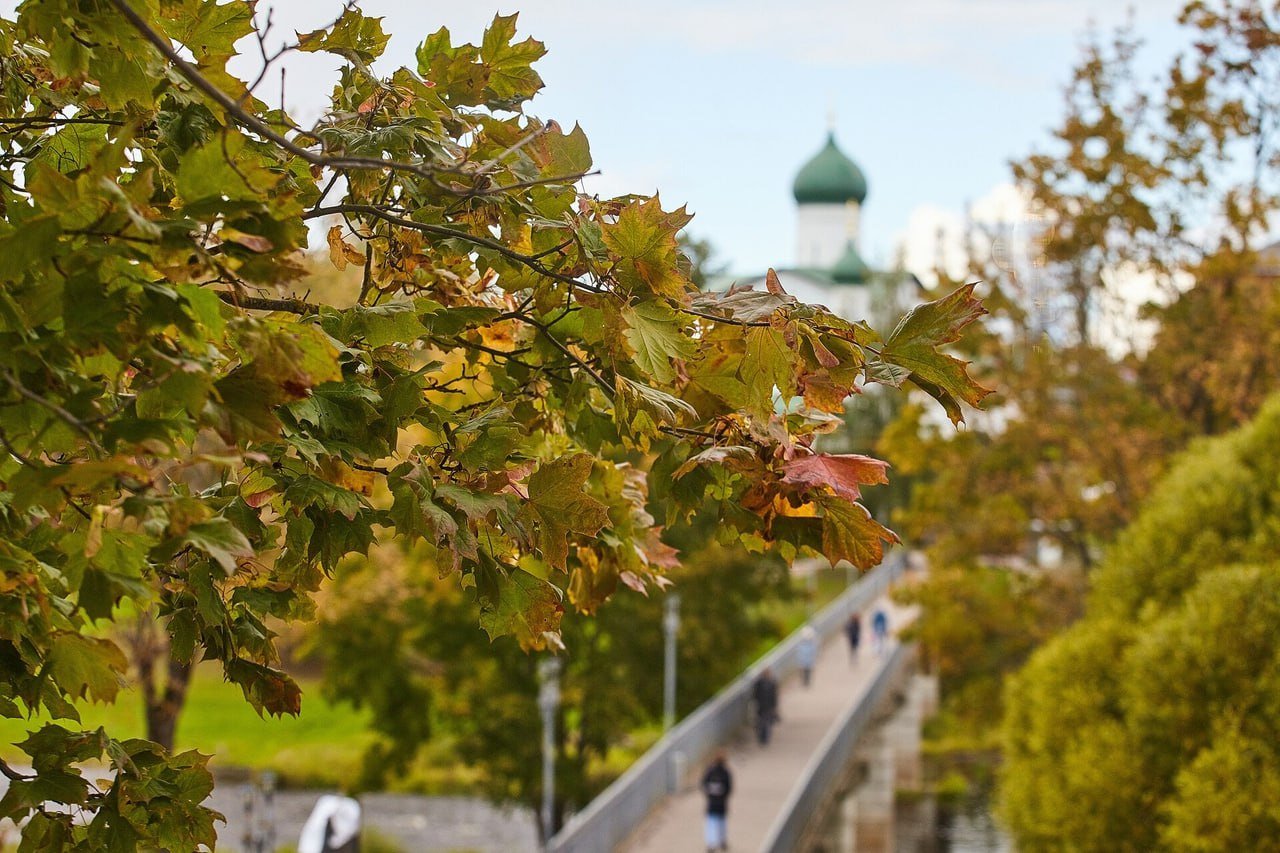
xmin=752 ymin=668 xmax=780 ymax=745
xmin=298 ymin=794 xmax=361 ymax=853
xmin=844 ymin=612 xmax=861 ymax=662
xmin=700 ymin=751 xmax=733 ymax=852
xmin=872 ymin=607 xmax=889 ymax=656
xmin=797 ymin=626 xmax=818 ymax=687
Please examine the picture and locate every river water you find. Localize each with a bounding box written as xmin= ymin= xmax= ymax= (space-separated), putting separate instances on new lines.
xmin=813 ymin=770 xmax=1014 ymax=852
xmin=894 ymin=789 xmax=1013 ymax=853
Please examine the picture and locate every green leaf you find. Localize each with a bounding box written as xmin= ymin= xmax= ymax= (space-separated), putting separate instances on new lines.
xmin=177 ymin=132 xmax=280 ymax=205
xmin=32 ymin=123 xmax=107 ymax=175
xmin=224 ymin=659 xmax=302 ymax=717
xmin=616 ymin=375 xmax=698 ymax=436
xmin=739 ymin=326 xmax=796 ymax=414
xmin=478 ymin=564 xmax=564 ymax=643
xmin=0 ymin=216 xmax=60 ymax=284
xmin=518 ymin=454 xmax=610 ymax=570
xmin=297 ymin=7 xmax=390 ymax=63
xmin=527 ymin=121 xmax=592 ymax=177
xmin=479 ymin=13 xmax=546 ymax=102
xmin=323 ymin=302 xmax=427 ymax=348
xmin=239 ymin=319 xmax=343 ymax=397
xmin=283 ymin=475 xmax=363 ymax=521
xmin=184 ymin=518 xmax=253 ymax=574
xmin=622 ymin=302 xmax=695 ymax=384
xmin=168 ymin=0 xmax=255 ymax=61
xmin=880 ymin=284 xmax=991 ymax=423
xmin=602 ymin=198 xmax=694 ymax=299
xmin=819 ymin=498 xmax=899 ymax=570
xmin=47 ymin=634 xmax=127 ymax=704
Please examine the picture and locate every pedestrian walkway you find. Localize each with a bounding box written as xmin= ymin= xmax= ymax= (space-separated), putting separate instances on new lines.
xmin=620 ymin=596 xmax=916 ymax=853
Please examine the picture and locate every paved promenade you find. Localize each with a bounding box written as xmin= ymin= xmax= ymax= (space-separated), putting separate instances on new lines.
xmin=621 ymin=597 xmax=914 ymax=853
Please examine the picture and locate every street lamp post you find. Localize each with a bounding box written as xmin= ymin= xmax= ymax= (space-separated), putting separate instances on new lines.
xmin=537 ymin=656 xmax=562 ymax=845
xmin=662 ymin=593 xmax=681 ymax=731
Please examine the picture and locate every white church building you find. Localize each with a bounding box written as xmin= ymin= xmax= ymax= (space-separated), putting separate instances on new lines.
xmin=717 ymin=131 xmax=922 ymax=326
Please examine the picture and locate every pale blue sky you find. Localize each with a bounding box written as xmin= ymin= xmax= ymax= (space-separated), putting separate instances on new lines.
xmin=14 ymin=0 xmax=1192 ymax=274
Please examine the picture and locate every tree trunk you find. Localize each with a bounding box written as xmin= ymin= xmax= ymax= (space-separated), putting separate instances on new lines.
xmin=129 ymin=613 xmax=193 ymax=752
xmin=144 ymin=655 xmax=192 ymax=752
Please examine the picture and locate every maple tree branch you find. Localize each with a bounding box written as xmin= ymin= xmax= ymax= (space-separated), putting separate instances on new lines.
xmin=109 ymin=0 xmax=458 ymax=181
xmin=677 ymin=305 xmax=771 ymax=327
xmin=518 ymin=314 xmax=614 ymax=396
xmin=478 ymin=170 xmax=601 ymax=196
xmin=0 ymin=116 xmax=123 ymax=128
xmin=0 ymin=369 xmax=105 ymax=453
xmin=213 ymin=290 xmax=319 ymax=315
xmin=306 ymin=204 xmax=593 ymax=290
xmin=473 ymin=124 xmax=551 ymax=177
xmin=440 ymin=336 xmax=536 ymax=369
xmin=0 ymin=758 xmax=33 ymax=782
xmin=660 ymin=425 xmax=719 ymax=442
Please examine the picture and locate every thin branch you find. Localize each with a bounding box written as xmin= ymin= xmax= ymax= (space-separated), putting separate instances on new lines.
xmin=471 ymin=169 xmax=601 ymax=197
xmin=0 ymin=759 xmax=33 ymax=782
xmin=108 ymin=0 xmax=455 ymax=180
xmin=439 ymin=336 xmax=536 ymax=369
xmin=518 ymin=314 xmax=613 ymax=397
xmin=473 ymin=124 xmax=550 ymax=178
xmin=212 ymin=290 xmax=319 ymax=315
xmin=0 ymin=116 xmax=123 ymax=127
xmin=306 ymin=204 xmax=598 ymax=291
xmin=0 ymin=370 xmax=104 ymax=453
xmin=676 ymin=305 xmax=770 ymax=327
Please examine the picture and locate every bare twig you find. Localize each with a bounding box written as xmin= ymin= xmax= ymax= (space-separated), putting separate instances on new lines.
xmin=0 ymin=759 xmax=33 ymax=782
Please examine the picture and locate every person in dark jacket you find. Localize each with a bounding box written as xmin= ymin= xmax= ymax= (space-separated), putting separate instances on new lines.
xmin=752 ymin=668 xmax=779 ymax=745
xmin=701 ymin=751 xmax=733 ymax=852
xmin=844 ymin=612 xmax=862 ymax=662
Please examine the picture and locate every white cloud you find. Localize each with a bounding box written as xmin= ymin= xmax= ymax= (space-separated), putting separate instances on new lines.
xmin=477 ymin=0 xmax=1184 ymax=75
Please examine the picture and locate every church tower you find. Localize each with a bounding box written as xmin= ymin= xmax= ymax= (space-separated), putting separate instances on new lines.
xmin=792 ymin=132 xmax=868 ymax=271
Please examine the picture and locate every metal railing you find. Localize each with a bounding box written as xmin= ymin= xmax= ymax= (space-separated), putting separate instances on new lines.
xmin=758 ymin=641 xmax=915 ymax=853
xmin=547 ymin=551 xmax=907 ymax=853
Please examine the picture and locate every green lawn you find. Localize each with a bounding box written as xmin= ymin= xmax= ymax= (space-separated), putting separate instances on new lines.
xmin=0 ymin=663 xmax=376 ymax=787
xmin=0 ymin=568 xmax=856 ymax=793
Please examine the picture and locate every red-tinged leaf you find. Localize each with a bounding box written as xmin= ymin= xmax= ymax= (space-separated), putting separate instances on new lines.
xmin=223 ymin=229 xmax=273 ymax=253
xmin=672 ymin=445 xmax=758 ymax=479
xmin=619 ymin=570 xmax=648 ymax=594
xmin=689 ymin=286 xmax=797 ymax=323
xmin=782 ymin=453 xmax=890 ymax=502
xmin=637 ymin=527 xmax=681 ymax=569
xmin=225 ymin=659 xmax=302 ymax=717
xmin=819 ymin=497 xmax=899 ymax=570
xmin=801 ymin=370 xmax=856 ymax=413
xmin=765 ymin=267 xmax=787 ymax=296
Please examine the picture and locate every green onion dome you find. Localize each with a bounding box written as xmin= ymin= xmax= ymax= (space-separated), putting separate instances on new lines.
xmin=831 ymin=241 xmax=870 ymax=284
xmin=792 ymin=132 xmax=868 ymax=205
